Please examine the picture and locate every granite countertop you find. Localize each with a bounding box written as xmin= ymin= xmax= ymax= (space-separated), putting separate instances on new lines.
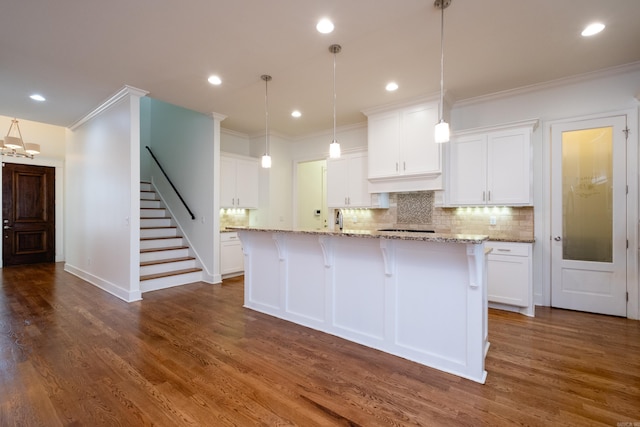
xmin=488 ymin=237 xmax=535 ymax=243
xmin=225 ymin=226 xmax=489 ymax=244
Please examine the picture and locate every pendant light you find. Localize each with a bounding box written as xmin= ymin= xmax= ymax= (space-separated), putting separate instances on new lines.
xmin=434 ymin=0 xmax=451 ymax=144
xmin=1 ymin=118 xmax=40 ymax=158
xmin=261 ymin=74 xmax=272 ymax=168
xmin=329 ymin=44 xmax=341 ymax=158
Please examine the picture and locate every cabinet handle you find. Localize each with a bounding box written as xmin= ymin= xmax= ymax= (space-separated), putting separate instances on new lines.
xmin=396 ymin=162 xmax=399 ymax=172
xmin=496 ymin=248 xmax=511 ymax=252
xmin=348 ymin=197 xmax=350 ymax=205
xmin=403 ymin=161 xmax=406 ymax=171
xmin=487 ymin=191 xmax=491 ymax=201
xmin=482 ymin=191 xmax=486 ymax=202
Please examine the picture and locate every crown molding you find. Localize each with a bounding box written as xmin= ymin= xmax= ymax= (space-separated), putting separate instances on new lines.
xmin=296 ymin=121 xmax=367 ymax=142
xmin=211 ymin=112 xmax=227 ymax=122
xmin=69 ymin=85 xmax=148 ymax=130
xmin=455 ymin=61 xmax=640 ymax=108
xmin=361 ymin=92 xmax=444 ymax=117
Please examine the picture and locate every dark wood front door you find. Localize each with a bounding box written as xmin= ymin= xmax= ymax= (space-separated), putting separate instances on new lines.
xmin=2 ymin=163 xmax=55 ymax=266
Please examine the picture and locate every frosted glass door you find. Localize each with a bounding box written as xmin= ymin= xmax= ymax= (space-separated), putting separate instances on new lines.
xmin=551 ymin=115 xmax=627 ymax=316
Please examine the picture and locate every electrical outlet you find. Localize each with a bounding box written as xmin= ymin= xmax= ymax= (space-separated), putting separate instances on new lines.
xmin=489 ymin=216 xmax=497 ymax=226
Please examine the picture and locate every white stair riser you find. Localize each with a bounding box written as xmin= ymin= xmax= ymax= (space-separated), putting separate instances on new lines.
xmin=140 ymin=208 xmax=167 ymax=218
xmin=141 ymin=200 xmax=162 ymax=209
xmin=140 ymin=237 xmax=184 ymax=249
xmin=140 ymin=183 xmax=152 ymax=192
xmin=140 ymin=259 xmax=197 ymax=276
xmin=140 ymin=191 xmax=158 ymax=200
xmin=140 ymin=248 xmax=190 ymax=262
xmin=141 ymin=218 xmax=172 ymax=228
xmin=140 ymin=271 xmax=203 ymax=293
xmin=141 ymin=228 xmax=178 ymax=239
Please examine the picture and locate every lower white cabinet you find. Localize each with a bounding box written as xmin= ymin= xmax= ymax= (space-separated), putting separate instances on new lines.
xmin=486 ymin=241 xmax=534 ymax=316
xmin=221 ymin=232 xmax=244 ymax=275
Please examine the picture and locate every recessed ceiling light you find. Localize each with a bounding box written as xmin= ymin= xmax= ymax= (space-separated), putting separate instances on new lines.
xmin=291 ymin=110 xmax=302 ymax=118
xmin=316 ymin=18 xmax=334 ymax=34
xmin=30 ymin=94 xmax=46 ymax=101
xmin=581 ymin=22 xmax=605 ymax=37
xmin=385 ymin=82 xmax=399 ymax=92
xmin=207 ymin=75 xmax=222 ymax=85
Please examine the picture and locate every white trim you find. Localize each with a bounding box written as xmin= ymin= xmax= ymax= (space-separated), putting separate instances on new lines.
xmin=456 ymin=61 xmax=640 ymax=108
xmin=69 ymin=85 xmax=148 ymax=130
xmin=64 ymin=263 xmax=142 ymax=302
xmin=452 ymin=118 xmax=539 ymax=137
xmin=361 ymin=93 xmax=444 ymax=117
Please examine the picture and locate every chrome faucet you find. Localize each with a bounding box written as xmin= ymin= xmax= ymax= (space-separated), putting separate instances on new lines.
xmin=335 ymin=209 xmax=343 ymax=231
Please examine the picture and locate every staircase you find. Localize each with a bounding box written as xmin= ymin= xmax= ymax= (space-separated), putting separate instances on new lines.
xmin=139 ymin=182 xmax=202 ymax=292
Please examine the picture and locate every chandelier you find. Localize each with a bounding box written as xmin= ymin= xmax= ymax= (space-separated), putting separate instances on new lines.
xmin=1 ymin=119 xmax=40 ymax=158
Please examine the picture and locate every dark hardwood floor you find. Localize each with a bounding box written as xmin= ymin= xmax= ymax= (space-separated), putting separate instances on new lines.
xmin=1 ymin=263 xmax=639 ymax=426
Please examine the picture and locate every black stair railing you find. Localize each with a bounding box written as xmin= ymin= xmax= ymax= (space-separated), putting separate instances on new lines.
xmin=145 ymin=146 xmax=196 ymax=220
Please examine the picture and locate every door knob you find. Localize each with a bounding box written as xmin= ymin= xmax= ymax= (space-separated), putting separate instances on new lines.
xmin=553 ymin=236 xmax=561 ymax=241
xmin=3 ymin=225 xmax=12 ymax=230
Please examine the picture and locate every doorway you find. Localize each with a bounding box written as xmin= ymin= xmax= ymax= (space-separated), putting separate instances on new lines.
xmin=296 ymin=159 xmax=327 ymax=230
xmin=2 ymin=162 xmax=55 ymax=266
xmin=550 ymin=115 xmax=627 ymax=316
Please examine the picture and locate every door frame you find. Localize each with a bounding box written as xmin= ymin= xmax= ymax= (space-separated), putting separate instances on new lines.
xmin=0 ymin=157 xmax=64 ymax=267
xmin=541 ymin=108 xmax=639 ymax=319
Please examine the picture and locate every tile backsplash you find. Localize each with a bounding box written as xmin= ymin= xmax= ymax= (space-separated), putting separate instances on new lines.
xmin=340 ymin=192 xmax=534 ymax=241
xmin=220 ymin=191 xmax=534 ymax=241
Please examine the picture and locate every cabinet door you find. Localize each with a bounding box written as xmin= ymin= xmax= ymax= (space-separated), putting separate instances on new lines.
xmin=401 ymin=104 xmax=440 ymax=176
xmin=221 ymin=236 xmax=244 ymax=274
xmin=449 ymin=135 xmax=486 ymax=205
xmin=368 ymin=111 xmax=400 ymax=179
xmin=346 ymin=154 xmax=370 ymax=207
xmin=487 ymin=129 xmax=531 ymax=205
xmin=220 ymin=157 xmax=237 ymax=208
xmin=235 ymin=158 xmax=259 ymax=208
xmin=487 ymin=252 xmax=530 ymax=307
xmin=326 ymin=157 xmax=350 ymax=208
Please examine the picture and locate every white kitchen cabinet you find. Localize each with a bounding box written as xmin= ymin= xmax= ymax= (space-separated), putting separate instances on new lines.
xmin=220 ymin=232 xmax=244 ymax=275
xmin=486 ymin=241 xmax=534 ymax=316
xmin=448 ymin=120 xmax=537 ymax=206
xmin=364 ymin=101 xmax=442 ymax=193
xmin=221 ymin=154 xmax=259 ymax=208
xmin=327 ymin=153 xmax=389 ymax=208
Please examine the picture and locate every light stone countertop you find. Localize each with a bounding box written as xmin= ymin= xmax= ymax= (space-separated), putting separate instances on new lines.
xmin=225 ymin=226 xmax=489 ymax=244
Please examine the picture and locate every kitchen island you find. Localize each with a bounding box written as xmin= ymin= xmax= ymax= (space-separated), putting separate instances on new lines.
xmin=228 ymin=227 xmax=490 ymax=383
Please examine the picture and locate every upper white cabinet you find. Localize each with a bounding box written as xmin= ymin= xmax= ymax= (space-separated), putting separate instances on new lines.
xmin=327 ymin=152 xmax=389 ymax=208
xmin=447 ymin=120 xmax=537 ymax=206
xmin=364 ymin=100 xmax=443 ymax=193
xmin=221 ymin=154 xmax=259 ymax=209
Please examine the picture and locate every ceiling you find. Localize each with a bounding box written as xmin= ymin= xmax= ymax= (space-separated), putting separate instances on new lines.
xmin=1 ymin=0 xmax=639 ymax=138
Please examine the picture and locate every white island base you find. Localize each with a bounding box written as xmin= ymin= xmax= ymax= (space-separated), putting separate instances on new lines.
xmin=236 ymin=229 xmax=489 ymax=384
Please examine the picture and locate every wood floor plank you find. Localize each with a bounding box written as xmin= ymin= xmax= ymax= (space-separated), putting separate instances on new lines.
xmin=1 ymin=262 xmax=639 ymax=426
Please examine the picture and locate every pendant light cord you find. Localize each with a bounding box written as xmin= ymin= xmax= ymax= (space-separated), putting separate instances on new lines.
xmin=439 ymin=1 xmax=445 ymax=122
xmin=333 ymin=49 xmax=337 ymax=142
xmin=265 ymin=77 xmax=269 ymax=153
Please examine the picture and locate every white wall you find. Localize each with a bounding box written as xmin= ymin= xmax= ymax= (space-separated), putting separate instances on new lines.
xmin=451 ymin=62 xmax=640 ymax=318
xmin=221 ymin=128 xmax=251 ymax=155
xmin=292 ymin=123 xmax=367 ymax=161
xmin=145 ymin=98 xmax=218 ymax=282
xmin=249 ymin=133 xmax=293 ymax=228
xmin=65 ymin=87 xmax=144 ymax=302
xmin=0 ymin=115 xmax=66 ymax=265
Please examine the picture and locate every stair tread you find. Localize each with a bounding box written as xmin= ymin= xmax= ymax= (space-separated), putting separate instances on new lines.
xmin=140 ymin=236 xmax=183 ymax=242
xmin=140 ymin=245 xmax=189 ymax=253
xmin=141 ymin=226 xmax=176 ymax=229
xmin=140 ymin=208 xmax=164 ymax=210
xmin=140 ymin=217 xmax=170 ymax=220
xmin=141 ymin=256 xmax=195 ymax=267
xmin=140 ymin=268 xmax=202 ymax=281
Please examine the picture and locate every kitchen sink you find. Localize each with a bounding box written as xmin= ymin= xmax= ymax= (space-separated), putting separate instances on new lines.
xmin=377 ymin=228 xmax=435 ymax=233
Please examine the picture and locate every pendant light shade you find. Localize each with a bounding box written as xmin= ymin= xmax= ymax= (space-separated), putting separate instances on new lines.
xmin=329 ymin=44 xmax=342 ymax=158
xmin=261 ymin=74 xmax=272 ymax=168
xmin=434 ymin=0 xmax=451 ymax=144
xmin=1 ymin=118 xmax=40 ymax=158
